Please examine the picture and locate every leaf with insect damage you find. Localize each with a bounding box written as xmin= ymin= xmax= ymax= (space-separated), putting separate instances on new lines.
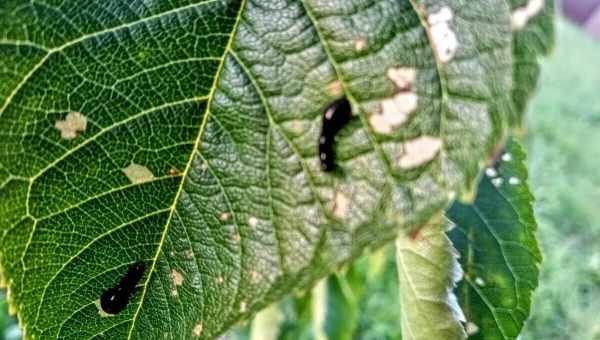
xmin=0 ymin=0 xmax=522 ymax=338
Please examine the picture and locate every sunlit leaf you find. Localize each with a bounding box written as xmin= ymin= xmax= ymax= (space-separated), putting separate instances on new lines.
xmin=0 ymin=0 xmax=515 ymax=338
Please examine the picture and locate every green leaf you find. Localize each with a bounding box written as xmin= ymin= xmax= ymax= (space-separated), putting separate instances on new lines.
xmin=0 ymin=1 xmax=516 ymax=338
xmin=315 ymin=275 xmax=359 ymax=340
xmin=522 ymin=19 xmax=600 ymax=340
xmin=396 ymin=217 xmax=467 ymax=340
xmin=249 ymin=303 xmax=284 ymax=340
xmin=447 ymin=139 xmax=541 ymax=339
xmin=508 ymin=0 xmax=555 ymax=126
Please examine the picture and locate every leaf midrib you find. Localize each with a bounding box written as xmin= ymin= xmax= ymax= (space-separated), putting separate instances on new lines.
xmin=125 ymin=0 xmax=247 ymax=338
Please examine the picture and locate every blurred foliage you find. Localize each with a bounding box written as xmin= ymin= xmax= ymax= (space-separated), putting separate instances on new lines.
xmin=521 ymin=19 xmax=600 ymax=340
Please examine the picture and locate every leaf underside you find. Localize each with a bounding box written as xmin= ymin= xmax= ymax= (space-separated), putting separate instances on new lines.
xmin=396 ymin=218 xmax=467 ymax=340
xmin=448 ymin=139 xmax=541 ymax=340
xmin=0 ymin=0 xmax=516 ymax=338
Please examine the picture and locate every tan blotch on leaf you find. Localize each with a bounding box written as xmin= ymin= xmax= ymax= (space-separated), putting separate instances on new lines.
xmin=370 ymin=67 xmax=418 ymax=134
xmin=193 ymin=323 xmax=203 ymax=337
xmin=248 ymin=216 xmax=258 ymax=229
xmin=427 ymin=7 xmax=458 ymax=63
xmin=370 ymin=93 xmax=418 ymax=134
xmin=326 ymin=80 xmax=344 ymax=97
xmin=354 ymin=37 xmax=368 ymax=52
xmin=332 ymin=190 xmax=350 ymax=219
xmin=398 ymin=136 xmax=443 ymax=169
xmin=387 ymin=67 xmax=417 ymax=90
xmin=219 ymin=212 xmax=230 ymax=221
xmin=122 ymin=163 xmax=155 ymax=184
xmin=512 ymin=0 xmax=544 ymax=30
xmin=171 ymin=269 xmax=184 ymax=286
xmin=54 ymin=111 xmax=87 ymax=140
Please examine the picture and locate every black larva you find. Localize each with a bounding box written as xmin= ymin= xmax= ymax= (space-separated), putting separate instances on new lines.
xmin=100 ymin=262 xmax=146 ymax=315
xmin=319 ymin=97 xmax=352 ymax=172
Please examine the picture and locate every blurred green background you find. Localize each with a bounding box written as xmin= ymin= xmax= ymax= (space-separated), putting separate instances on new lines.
xmin=1 ymin=18 xmax=598 ymax=340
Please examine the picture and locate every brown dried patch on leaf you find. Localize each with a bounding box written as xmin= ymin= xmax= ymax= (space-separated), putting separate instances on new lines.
xmin=54 ymin=112 xmax=87 ymax=140
xmin=326 ymin=80 xmax=344 ymax=97
xmin=397 ymin=136 xmax=443 ymax=169
xmin=354 ymin=37 xmax=368 ymax=52
xmin=122 ymin=163 xmax=155 ymax=184
xmin=332 ymin=189 xmax=350 ymax=219
xmin=512 ymin=0 xmax=544 ymax=31
xmin=387 ymin=67 xmax=417 ymax=90
xmin=427 ymin=7 xmax=458 ymax=63
xmin=193 ymin=323 xmax=203 ymax=337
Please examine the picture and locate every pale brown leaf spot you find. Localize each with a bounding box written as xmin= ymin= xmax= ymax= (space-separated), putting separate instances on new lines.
xmin=185 ymin=250 xmax=194 ymax=259
xmin=512 ymin=0 xmax=544 ymax=31
xmin=54 ymin=112 xmax=87 ymax=140
xmin=332 ymin=190 xmax=350 ymax=219
xmin=387 ymin=67 xmax=416 ymax=90
xmin=370 ymin=93 xmax=418 ymax=134
xmin=427 ymin=7 xmax=458 ymax=63
xmin=193 ymin=323 xmax=203 ymax=337
xmin=219 ymin=212 xmax=230 ymax=221
xmin=248 ymin=216 xmax=258 ymax=229
xmin=354 ymin=37 xmax=368 ymax=52
xmin=122 ymin=163 xmax=155 ymax=184
xmin=216 ymin=276 xmax=225 ymax=285
xmin=167 ymin=167 xmax=180 ymax=176
xmin=397 ymin=136 xmax=443 ymax=169
xmin=326 ymin=80 xmax=343 ymax=97
xmin=171 ymin=269 xmax=184 ymax=286
xmin=239 ymin=301 xmax=247 ymax=313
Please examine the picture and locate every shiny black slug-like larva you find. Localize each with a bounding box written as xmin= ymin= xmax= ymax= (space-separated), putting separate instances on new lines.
xmin=100 ymin=262 xmax=146 ymax=314
xmin=319 ymin=98 xmax=352 ymax=172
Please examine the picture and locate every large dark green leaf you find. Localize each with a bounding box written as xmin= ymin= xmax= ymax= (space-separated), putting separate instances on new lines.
xmin=448 ymin=139 xmax=541 ymax=339
xmin=0 ymin=0 xmax=515 ymax=338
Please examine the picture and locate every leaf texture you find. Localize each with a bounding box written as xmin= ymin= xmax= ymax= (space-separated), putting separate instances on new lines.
xmin=0 ymin=0 xmax=515 ymax=338
xmin=448 ymin=139 xmax=541 ymax=339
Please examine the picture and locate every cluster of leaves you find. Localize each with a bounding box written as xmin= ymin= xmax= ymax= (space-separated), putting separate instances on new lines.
xmin=0 ymin=0 xmax=552 ymax=339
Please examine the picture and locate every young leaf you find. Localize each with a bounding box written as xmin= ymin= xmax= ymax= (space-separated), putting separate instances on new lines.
xmin=447 ymin=139 xmax=541 ymax=339
xmin=396 ymin=217 xmax=467 ymax=340
xmin=0 ymin=0 xmax=515 ymax=338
